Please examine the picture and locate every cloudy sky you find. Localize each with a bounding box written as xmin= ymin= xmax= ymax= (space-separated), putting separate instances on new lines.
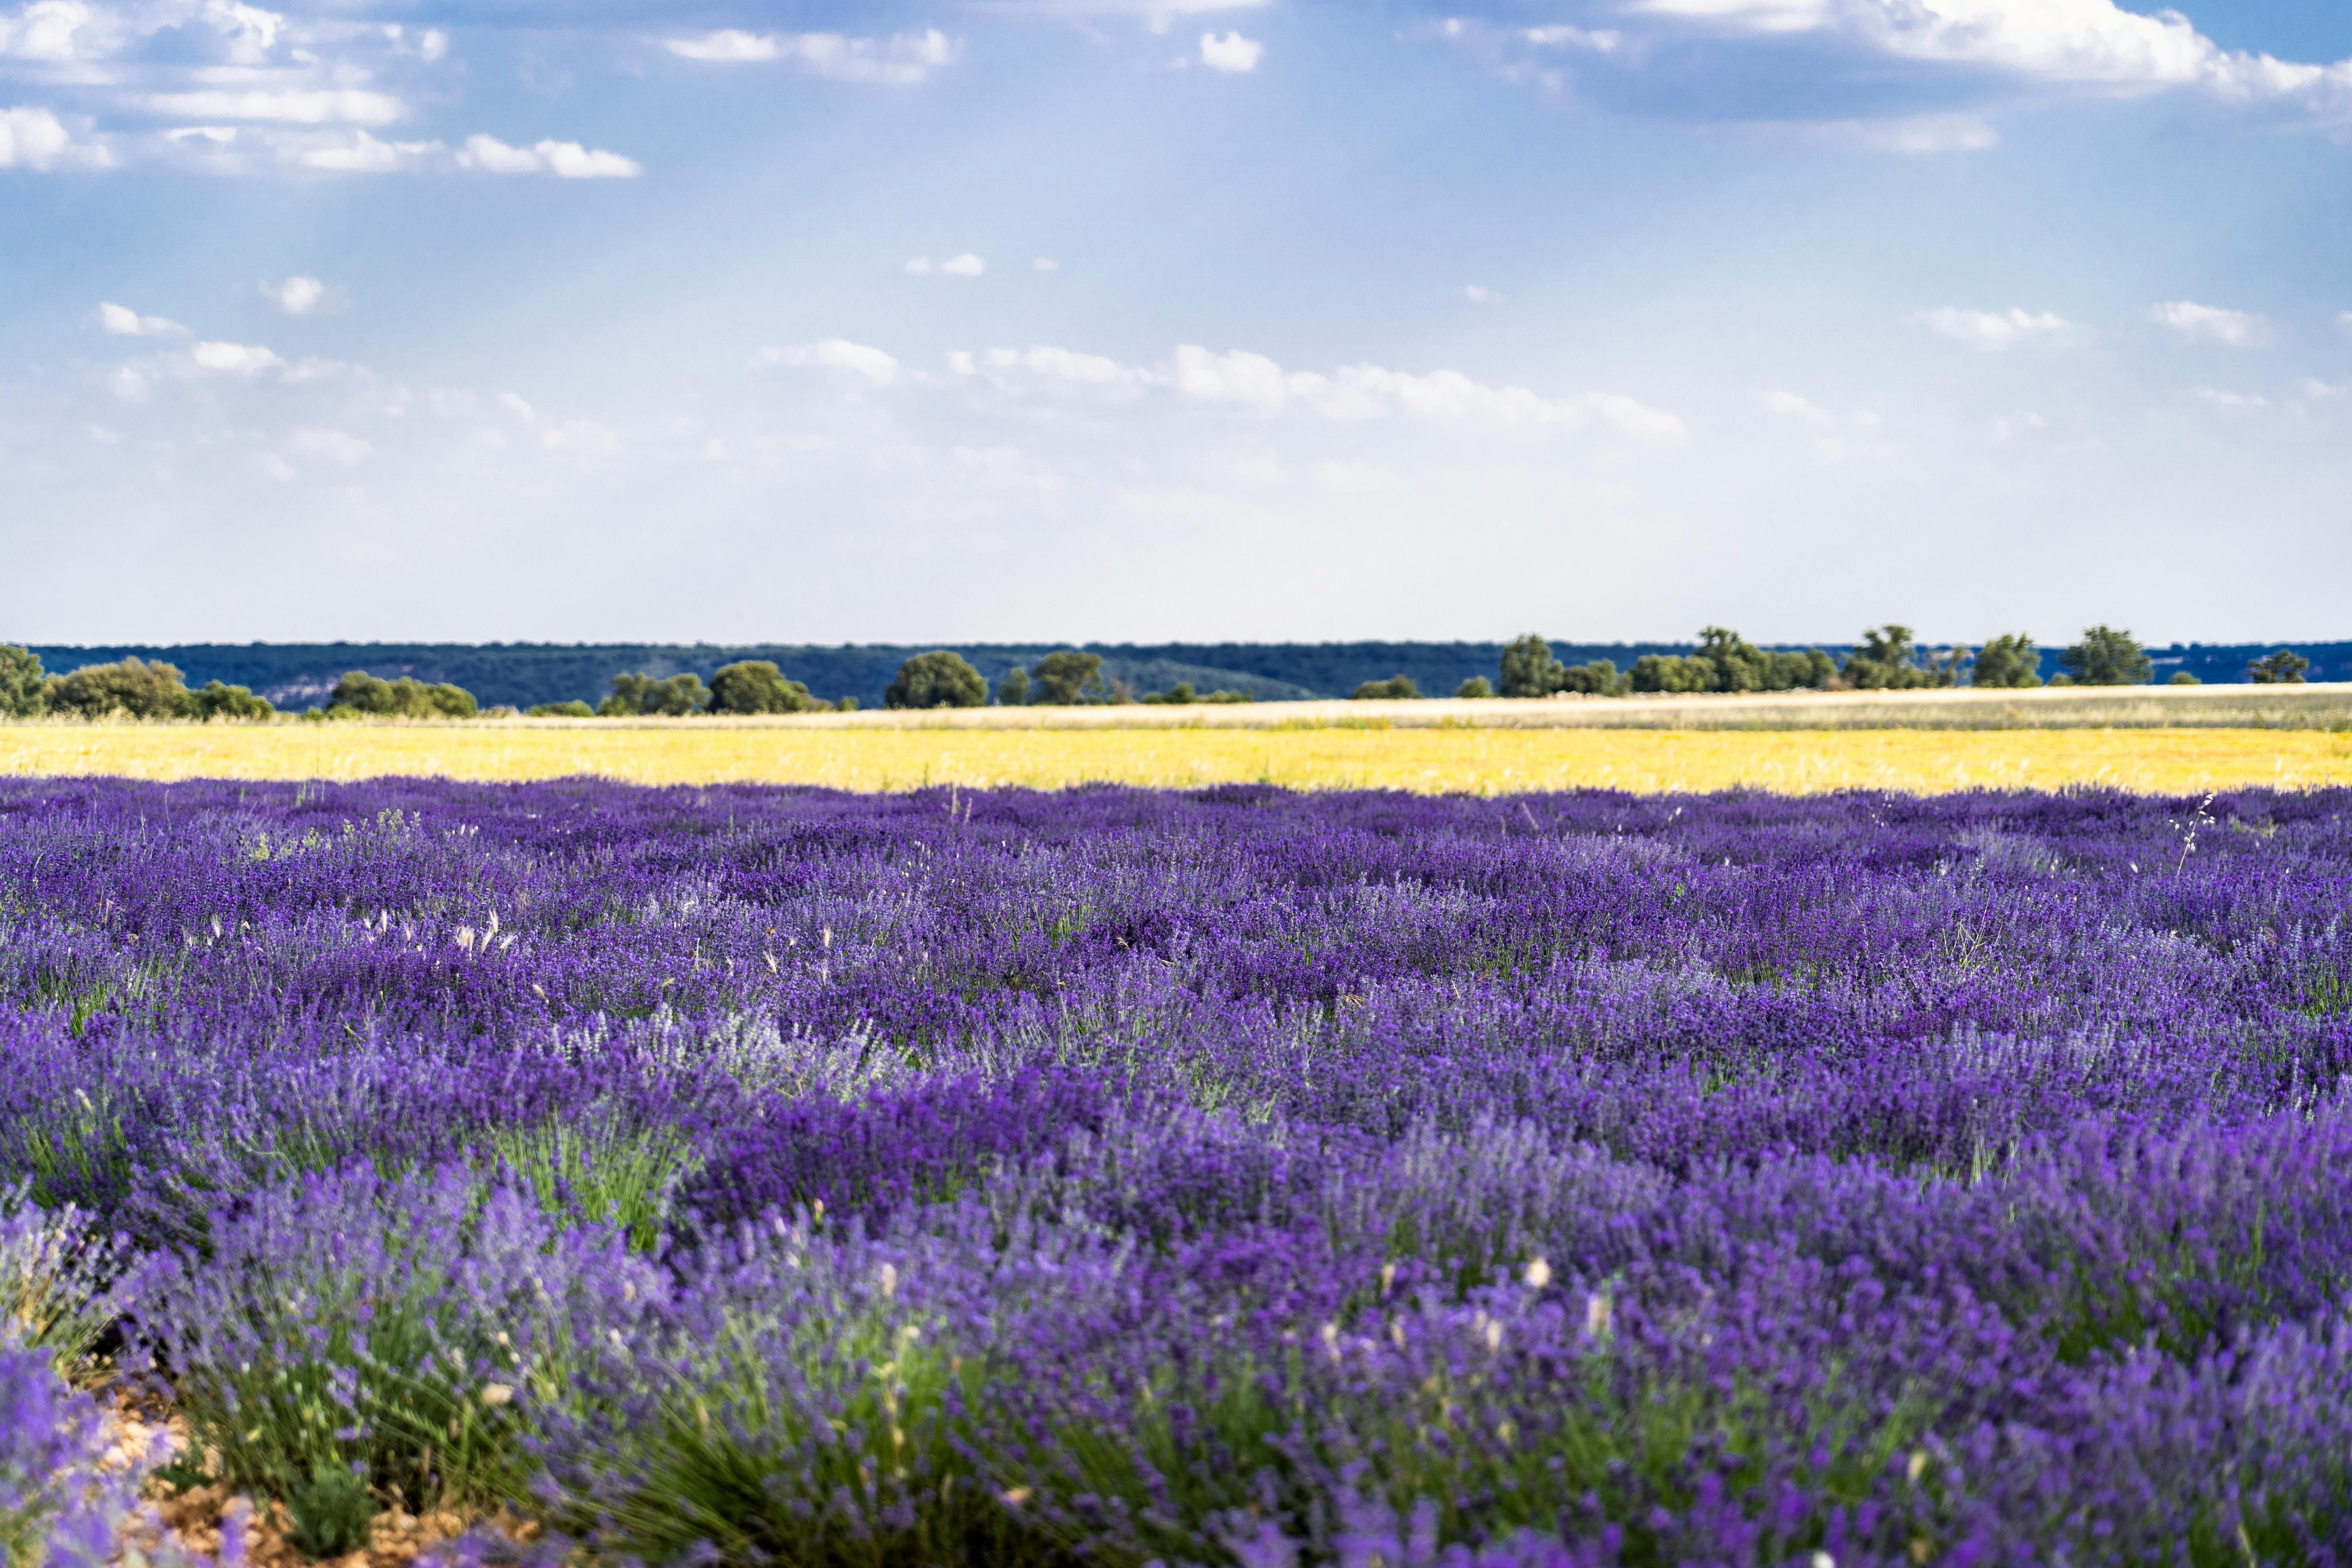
xmin=3 ymin=0 xmax=2349 ymax=647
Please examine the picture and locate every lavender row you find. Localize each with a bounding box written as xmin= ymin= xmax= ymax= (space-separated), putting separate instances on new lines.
xmin=3 ymin=777 xmax=2350 ymax=1564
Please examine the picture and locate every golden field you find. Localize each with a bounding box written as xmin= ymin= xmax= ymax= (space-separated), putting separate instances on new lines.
xmin=5 ymin=715 xmax=2352 ymax=795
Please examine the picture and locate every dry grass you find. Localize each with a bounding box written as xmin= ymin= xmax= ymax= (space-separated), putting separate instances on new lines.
xmin=6 ymin=716 xmax=2352 ymax=795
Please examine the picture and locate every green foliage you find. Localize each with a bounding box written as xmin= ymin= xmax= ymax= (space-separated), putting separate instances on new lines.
xmin=487 ymin=1120 xmax=701 ymax=1253
xmin=1628 ymin=654 xmax=1711 ymax=694
xmin=600 ymin=672 xmax=710 ymax=717
xmin=1841 ymin=626 xmax=1957 ymax=691
xmin=190 ymin=681 xmax=273 ymax=722
xmin=710 ymin=660 xmax=822 ymax=715
xmin=328 ymin=672 xmax=480 ymax=719
xmin=289 ymin=1463 xmax=377 ymax=1558
xmin=1497 ymin=634 xmax=1567 ymax=698
xmin=1141 ymin=682 xmax=1195 ymax=704
xmin=887 ymin=652 xmax=990 ymax=710
xmin=1970 ymin=634 xmax=2042 ymax=690
xmin=1455 ymin=676 xmax=1495 ymax=699
xmin=1351 ymin=675 xmax=1420 ymax=700
xmin=528 ymin=701 xmax=596 ymax=718
xmin=993 ymin=667 xmax=1032 ymax=707
xmin=1562 ymin=659 xmax=1627 ymax=695
xmin=2169 ymin=671 xmax=2203 ymax=686
xmin=2246 ymin=649 xmax=2310 ymax=685
xmin=2060 ymin=626 xmax=2153 ymax=687
xmin=0 ymin=645 xmax=44 ymax=718
xmin=836 ymin=696 xmax=860 ymax=713
xmin=44 ymin=657 xmax=192 ymax=719
xmin=1029 ymin=650 xmax=1108 ymax=706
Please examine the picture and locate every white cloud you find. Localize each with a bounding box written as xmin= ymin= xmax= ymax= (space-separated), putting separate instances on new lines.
xmin=1525 ymin=25 xmax=1621 ymax=52
xmin=990 ymin=0 xmax=1269 ymax=33
xmin=988 ymin=344 xmax=1151 ymax=388
xmin=2149 ymin=300 xmax=2270 ymax=348
xmin=1200 ymin=31 xmax=1262 ymax=72
xmin=665 ymin=28 xmax=960 ymax=85
xmin=96 ymin=300 xmax=185 ymax=337
xmin=140 ymin=89 xmax=408 ymax=126
xmin=264 ymin=276 xmax=332 ymax=315
xmin=0 ymin=1 xmax=121 ymax=64
xmin=0 ymin=103 xmax=103 ymax=169
xmin=292 ymin=131 xmax=439 ymax=173
xmin=457 ymin=135 xmax=642 ymax=179
xmin=418 ymin=28 xmax=448 ymax=63
xmin=909 ymin=254 xmax=985 ymax=276
xmin=191 ymin=340 xmax=282 ymax=374
xmin=2198 ymin=388 xmax=2268 ymax=409
xmin=1760 ymin=388 xmax=1834 ymax=425
xmin=1634 ymin=0 xmax=2352 ymax=116
xmin=1464 ymin=285 xmax=1503 ymax=304
xmin=289 ymin=426 xmax=371 ymax=462
xmin=1034 ymin=257 xmax=1059 ymax=271
xmin=1909 ymin=306 xmax=2076 ymax=350
xmin=2338 ymin=311 xmax=2352 ymax=335
xmin=756 ymin=339 xmax=901 ymax=385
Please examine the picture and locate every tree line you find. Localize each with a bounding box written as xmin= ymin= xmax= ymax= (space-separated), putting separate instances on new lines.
xmin=0 ymin=633 xmax=2322 ymax=721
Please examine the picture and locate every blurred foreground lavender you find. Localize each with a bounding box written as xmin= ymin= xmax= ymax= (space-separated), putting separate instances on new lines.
xmin=5 ymin=777 xmax=2352 ymax=1565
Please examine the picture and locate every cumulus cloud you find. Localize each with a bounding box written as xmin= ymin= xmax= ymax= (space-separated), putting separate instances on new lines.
xmin=290 ymin=131 xmax=440 ymax=173
xmin=664 ymin=28 xmax=960 ymax=85
xmin=139 ymin=89 xmax=407 ymax=125
xmin=191 ymin=340 xmax=282 ymax=374
xmin=1760 ymin=389 xmax=1834 ymax=425
xmin=0 ymin=103 xmax=103 ymax=169
xmin=908 ymin=254 xmax=986 ymax=276
xmin=1464 ymin=285 xmax=1503 ymax=304
xmin=1909 ymin=307 xmax=2076 ymax=350
xmin=96 ymin=300 xmax=185 ymax=337
xmin=2338 ymin=311 xmax=2352 ymax=335
xmin=756 ymin=339 xmax=901 ymax=385
xmin=1638 ymin=0 xmax=2352 ymax=105
xmin=1033 ymin=257 xmax=1059 ymax=271
xmin=2149 ymin=300 xmax=2270 ymax=348
xmin=0 ymin=1 xmax=123 ymax=64
xmin=289 ymin=426 xmax=371 ymax=462
xmin=2197 ymin=388 xmax=2268 ymax=409
xmin=1200 ymin=31 xmax=1262 ymax=72
xmin=457 ymin=135 xmax=641 ymax=179
xmin=962 ymin=340 xmax=1686 ymax=436
xmin=263 ymin=276 xmax=333 ymax=315
xmin=1524 ymin=24 xmax=1621 ymax=52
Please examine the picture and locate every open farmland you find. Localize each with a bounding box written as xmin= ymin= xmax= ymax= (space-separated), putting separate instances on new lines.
xmin=6 ymin=698 xmax=2352 ymax=796
xmin=12 ymin=776 xmax=2352 ymax=1562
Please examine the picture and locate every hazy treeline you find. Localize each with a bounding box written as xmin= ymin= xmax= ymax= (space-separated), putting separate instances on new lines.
xmin=0 ymin=631 xmax=2324 ymax=721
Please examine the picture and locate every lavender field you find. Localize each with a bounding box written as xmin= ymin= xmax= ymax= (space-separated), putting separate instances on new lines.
xmin=9 ymin=776 xmax=2352 ymax=1566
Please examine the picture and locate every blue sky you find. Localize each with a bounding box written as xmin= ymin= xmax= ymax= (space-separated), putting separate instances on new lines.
xmin=3 ymin=0 xmax=2350 ymax=647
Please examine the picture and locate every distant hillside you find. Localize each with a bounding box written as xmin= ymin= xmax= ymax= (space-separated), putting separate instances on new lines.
xmin=17 ymin=638 xmax=2348 ymax=711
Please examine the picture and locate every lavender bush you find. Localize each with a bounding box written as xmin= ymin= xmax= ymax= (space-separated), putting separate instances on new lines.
xmin=4 ymin=777 xmax=2352 ymax=1562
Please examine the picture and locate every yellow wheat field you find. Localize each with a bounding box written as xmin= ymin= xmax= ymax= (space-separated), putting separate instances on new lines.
xmin=4 ymin=720 xmax=2352 ymax=795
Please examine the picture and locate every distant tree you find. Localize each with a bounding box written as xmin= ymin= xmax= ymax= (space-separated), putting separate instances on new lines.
xmin=709 ymin=660 xmax=817 ymax=715
xmin=330 ymin=672 xmax=479 ymax=719
xmin=2169 ymin=671 xmax=2203 ymax=686
xmin=1561 ymin=660 xmax=1627 ymax=696
xmin=1352 ymin=675 xmax=1421 ymax=700
xmin=836 ymin=696 xmax=860 ymax=713
xmin=1030 ymin=651 xmax=1108 ymax=706
xmin=994 ymin=668 xmax=1032 ymax=707
xmin=1628 ymin=654 xmax=1711 ymax=694
xmin=529 ymin=701 xmax=596 ymax=717
xmin=1202 ymin=689 xmax=1250 ymax=704
xmin=1970 ymin=634 xmax=2042 ymax=690
xmin=599 ymin=672 xmax=709 ymax=717
xmin=2246 ymin=649 xmax=2310 ymax=685
xmin=1497 ymin=634 xmax=1567 ymax=698
xmin=1139 ymin=682 xmax=1197 ymax=706
xmin=46 ymin=658 xmax=194 ymax=720
xmin=190 ymin=681 xmax=272 ymax=721
xmin=0 ymin=645 xmax=45 ymax=718
xmin=1841 ymin=626 xmax=1951 ymax=690
xmin=2060 ymin=626 xmax=2153 ymax=687
xmin=1455 ymin=676 xmax=1495 ymax=699
xmin=886 ymin=652 xmax=989 ymax=710
xmin=1766 ymin=649 xmax=1839 ymax=690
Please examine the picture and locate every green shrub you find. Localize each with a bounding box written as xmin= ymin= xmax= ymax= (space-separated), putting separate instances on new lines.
xmin=2059 ymin=626 xmax=2152 ymax=687
xmin=190 ymin=681 xmax=273 ymax=721
xmin=44 ymin=658 xmax=191 ymax=719
xmin=1971 ymin=634 xmax=2042 ymax=689
xmin=600 ymin=672 xmax=709 ymax=717
xmin=710 ymin=660 xmax=821 ymax=715
xmin=328 ymin=672 xmax=478 ymax=719
xmin=1352 ymin=675 xmax=1420 ymax=700
xmin=0 ymin=646 xmax=44 ymax=718
xmin=1455 ymin=677 xmax=1495 ymax=699
xmin=1029 ymin=651 xmax=1107 ymax=706
xmin=528 ymin=701 xmax=596 ymax=718
xmin=887 ymin=652 xmax=989 ymax=710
